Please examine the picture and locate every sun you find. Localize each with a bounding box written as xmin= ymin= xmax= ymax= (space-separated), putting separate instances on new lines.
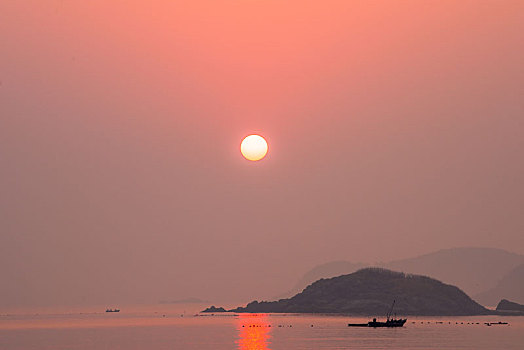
xmin=240 ymin=135 xmax=268 ymax=161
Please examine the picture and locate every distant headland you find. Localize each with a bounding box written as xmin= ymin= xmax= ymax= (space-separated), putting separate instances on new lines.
xmin=496 ymin=299 xmax=524 ymax=313
xmin=204 ymin=268 xmax=495 ymax=316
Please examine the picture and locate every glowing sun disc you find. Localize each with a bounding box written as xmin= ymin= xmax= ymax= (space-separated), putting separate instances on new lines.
xmin=241 ymin=135 xmax=268 ymax=161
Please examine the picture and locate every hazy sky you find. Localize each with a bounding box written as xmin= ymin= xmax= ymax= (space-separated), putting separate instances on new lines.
xmin=1 ymin=1 xmax=523 ymax=307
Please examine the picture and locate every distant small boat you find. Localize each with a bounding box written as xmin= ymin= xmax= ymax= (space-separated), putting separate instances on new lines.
xmin=348 ymin=300 xmax=407 ymax=328
xmin=105 ymin=308 xmax=120 ymax=313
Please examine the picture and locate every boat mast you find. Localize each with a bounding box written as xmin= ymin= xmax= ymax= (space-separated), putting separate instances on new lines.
xmin=387 ymin=300 xmax=396 ymax=320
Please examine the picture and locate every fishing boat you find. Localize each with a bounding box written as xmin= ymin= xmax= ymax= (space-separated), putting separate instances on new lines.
xmin=105 ymin=308 xmax=120 ymax=313
xmin=348 ymin=300 xmax=407 ymax=328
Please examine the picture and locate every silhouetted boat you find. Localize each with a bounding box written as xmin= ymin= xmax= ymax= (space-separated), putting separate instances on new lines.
xmin=348 ymin=300 xmax=407 ymax=328
xmin=105 ymin=308 xmax=120 ymax=313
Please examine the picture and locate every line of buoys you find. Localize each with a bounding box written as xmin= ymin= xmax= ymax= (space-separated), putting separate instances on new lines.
xmin=484 ymin=322 xmax=509 ymax=326
xmin=238 ymin=320 xmax=509 ymax=329
xmin=239 ymin=324 xmax=316 ymax=328
xmin=412 ymin=320 xmax=509 ymax=326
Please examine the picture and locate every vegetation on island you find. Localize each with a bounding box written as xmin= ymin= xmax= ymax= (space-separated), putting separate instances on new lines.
xmin=204 ymin=268 xmax=490 ymax=316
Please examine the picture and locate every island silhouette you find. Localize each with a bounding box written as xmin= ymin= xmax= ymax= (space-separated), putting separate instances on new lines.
xmin=204 ymin=268 xmax=493 ymax=315
xmin=277 ymin=248 xmax=524 ymax=306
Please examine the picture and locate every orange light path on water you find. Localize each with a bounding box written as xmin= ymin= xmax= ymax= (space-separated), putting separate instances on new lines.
xmin=236 ymin=314 xmax=271 ymax=350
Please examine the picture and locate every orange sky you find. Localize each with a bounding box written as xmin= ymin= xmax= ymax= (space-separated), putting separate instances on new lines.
xmin=1 ymin=1 xmax=523 ymax=307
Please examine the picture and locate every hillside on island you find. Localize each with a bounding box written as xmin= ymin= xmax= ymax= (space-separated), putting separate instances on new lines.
xmin=496 ymin=299 xmax=524 ymax=313
xmin=211 ymin=268 xmax=490 ymax=316
xmin=280 ymin=248 xmax=524 ymax=302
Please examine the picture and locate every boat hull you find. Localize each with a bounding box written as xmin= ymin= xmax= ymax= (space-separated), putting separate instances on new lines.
xmin=348 ymin=319 xmax=407 ymax=328
xmin=369 ymin=319 xmax=406 ymax=328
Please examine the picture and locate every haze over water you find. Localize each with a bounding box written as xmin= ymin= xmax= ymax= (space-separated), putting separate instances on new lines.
xmin=1 ymin=305 xmax=523 ymax=350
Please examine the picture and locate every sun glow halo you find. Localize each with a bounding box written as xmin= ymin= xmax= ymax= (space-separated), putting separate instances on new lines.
xmin=240 ymin=135 xmax=268 ymax=161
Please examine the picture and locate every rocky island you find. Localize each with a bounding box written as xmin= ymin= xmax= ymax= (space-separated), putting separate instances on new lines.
xmin=202 ymin=306 xmax=227 ymax=313
xmin=496 ymin=299 xmax=524 ymax=313
xmin=203 ymin=268 xmax=490 ymax=316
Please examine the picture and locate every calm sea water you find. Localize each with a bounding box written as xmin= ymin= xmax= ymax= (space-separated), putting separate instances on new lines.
xmin=1 ymin=304 xmax=523 ymax=349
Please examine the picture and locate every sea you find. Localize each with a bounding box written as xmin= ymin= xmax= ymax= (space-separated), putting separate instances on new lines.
xmin=1 ymin=304 xmax=523 ymax=349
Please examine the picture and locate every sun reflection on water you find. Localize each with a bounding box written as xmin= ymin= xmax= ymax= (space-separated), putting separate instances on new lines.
xmin=236 ymin=314 xmax=272 ymax=350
